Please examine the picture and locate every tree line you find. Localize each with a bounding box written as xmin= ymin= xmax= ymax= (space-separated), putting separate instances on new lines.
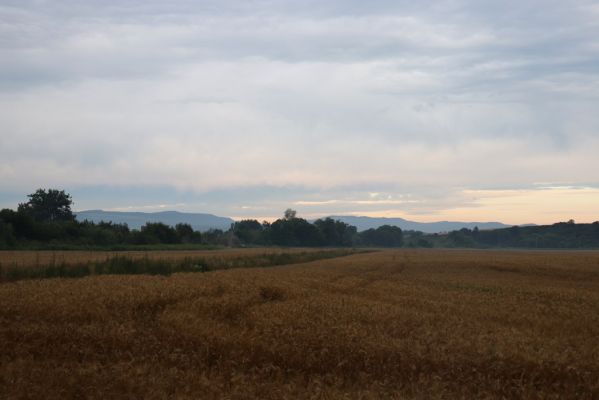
xmin=0 ymin=189 xmax=403 ymax=249
xmin=414 ymin=222 xmax=599 ymax=249
xmin=2 ymin=189 xmax=597 ymax=250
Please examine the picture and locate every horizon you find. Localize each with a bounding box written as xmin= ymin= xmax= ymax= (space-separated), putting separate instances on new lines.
xmin=72 ymin=207 xmax=552 ymax=227
xmin=1 ymin=1 xmax=598 ymax=224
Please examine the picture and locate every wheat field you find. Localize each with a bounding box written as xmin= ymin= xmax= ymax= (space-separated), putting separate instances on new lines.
xmin=1 ymin=249 xmax=599 ymax=399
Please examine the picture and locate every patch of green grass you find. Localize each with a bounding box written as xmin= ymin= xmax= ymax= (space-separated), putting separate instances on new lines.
xmin=1 ymin=261 xmax=91 ymax=281
xmin=0 ymin=249 xmax=370 ymax=282
xmin=8 ymin=242 xmax=223 ymax=251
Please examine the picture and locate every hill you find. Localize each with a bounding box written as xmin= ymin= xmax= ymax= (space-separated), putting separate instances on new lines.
xmin=75 ymin=210 xmax=234 ymax=232
xmin=327 ymin=215 xmax=512 ymax=233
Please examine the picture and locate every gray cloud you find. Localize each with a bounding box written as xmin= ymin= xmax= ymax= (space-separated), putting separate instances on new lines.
xmin=1 ymin=0 xmax=598 ymax=221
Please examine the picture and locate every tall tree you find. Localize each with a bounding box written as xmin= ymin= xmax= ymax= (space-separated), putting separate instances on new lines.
xmin=18 ymin=189 xmax=75 ymax=222
xmin=284 ymin=208 xmax=297 ymax=220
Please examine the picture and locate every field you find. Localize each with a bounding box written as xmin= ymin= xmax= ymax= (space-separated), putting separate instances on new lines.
xmin=1 ymin=249 xmax=599 ymax=399
xmin=0 ymin=248 xmax=333 ymax=268
xmin=0 ymin=248 xmax=361 ymax=282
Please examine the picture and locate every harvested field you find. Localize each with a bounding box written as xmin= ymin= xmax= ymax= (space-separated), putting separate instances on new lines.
xmin=1 ymin=249 xmax=599 ymax=399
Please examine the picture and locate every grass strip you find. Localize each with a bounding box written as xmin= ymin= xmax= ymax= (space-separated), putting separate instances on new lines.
xmin=0 ymin=249 xmax=370 ymax=282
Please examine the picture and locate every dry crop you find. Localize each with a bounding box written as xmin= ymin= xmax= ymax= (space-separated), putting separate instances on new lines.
xmin=1 ymin=249 xmax=599 ymax=399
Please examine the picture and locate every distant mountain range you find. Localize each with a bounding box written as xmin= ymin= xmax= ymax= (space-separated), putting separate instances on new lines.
xmin=75 ymin=210 xmax=519 ymax=234
xmin=326 ymin=216 xmax=514 ymax=233
xmin=75 ymin=210 xmax=234 ymax=232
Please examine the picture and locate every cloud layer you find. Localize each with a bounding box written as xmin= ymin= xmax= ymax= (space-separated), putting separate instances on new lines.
xmin=1 ymin=1 xmax=598 ymax=222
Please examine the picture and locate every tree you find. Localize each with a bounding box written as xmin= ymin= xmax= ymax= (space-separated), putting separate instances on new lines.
xmin=314 ymin=218 xmax=357 ymax=246
xmin=18 ymin=189 xmax=74 ymax=222
xmin=0 ymin=219 xmax=16 ymax=247
xmin=270 ymin=216 xmax=321 ymax=246
xmin=284 ymin=208 xmax=297 ymax=220
xmin=175 ymin=223 xmax=202 ymax=243
xmin=232 ymin=219 xmax=264 ymax=244
xmin=359 ymin=225 xmax=403 ymax=247
xmin=140 ymin=222 xmax=180 ymax=244
xmin=175 ymin=223 xmax=193 ymax=236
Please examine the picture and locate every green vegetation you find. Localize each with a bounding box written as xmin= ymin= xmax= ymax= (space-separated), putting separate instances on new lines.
xmin=17 ymin=188 xmax=74 ymax=222
xmin=233 ymin=215 xmax=363 ymax=247
xmin=0 ymin=249 xmax=364 ymax=282
xmin=0 ymin=189 xmax=402 ymax=249
xmin=2 ymin=189 xmax=598 ymax=250
xmin=406 ymin=221 xmax=599 ymax=249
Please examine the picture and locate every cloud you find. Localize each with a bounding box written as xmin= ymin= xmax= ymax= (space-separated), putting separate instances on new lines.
xmin=1 ymin=1 xmax=598 ymax=222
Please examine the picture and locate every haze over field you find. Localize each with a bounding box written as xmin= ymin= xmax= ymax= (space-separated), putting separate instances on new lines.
xmin=1 ymin=1 xmax=598 ymax=224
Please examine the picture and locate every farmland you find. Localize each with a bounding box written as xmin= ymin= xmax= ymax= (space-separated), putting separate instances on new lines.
xmin=0 ymin=247 xmax=333 ymax=268
xmin=0 ymin=248 xmax=361 ymax=282
xmin=1 ymin=249 xmax=599 ymax=399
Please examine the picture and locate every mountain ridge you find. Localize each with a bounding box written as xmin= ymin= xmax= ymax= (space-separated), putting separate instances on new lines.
xmin=325 ymin=215 xmax=517 ymax=233
xmin=75 ymin=210 xmax=523 ymax=234
xmin=75 ymin=210 xmax=234 ymax=232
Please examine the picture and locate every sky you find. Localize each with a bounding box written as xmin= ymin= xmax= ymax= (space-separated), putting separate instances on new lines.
xmin=1 ymin=0 xmax=598 ymax=224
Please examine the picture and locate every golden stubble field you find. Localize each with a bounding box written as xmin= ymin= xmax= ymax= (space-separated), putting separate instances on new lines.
xmin=1 ymin=249 xmax=599 ymax=399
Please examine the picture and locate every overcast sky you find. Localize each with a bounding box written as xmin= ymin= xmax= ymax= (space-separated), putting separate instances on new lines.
xmin=1 ymin=0 xmax=598 ymax=223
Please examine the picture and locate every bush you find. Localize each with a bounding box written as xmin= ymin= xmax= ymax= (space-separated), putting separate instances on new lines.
xmin=0 ymin=220 xmax=16 ymax=248
xmin=359 ymin=225 xmax=403 ymax=247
